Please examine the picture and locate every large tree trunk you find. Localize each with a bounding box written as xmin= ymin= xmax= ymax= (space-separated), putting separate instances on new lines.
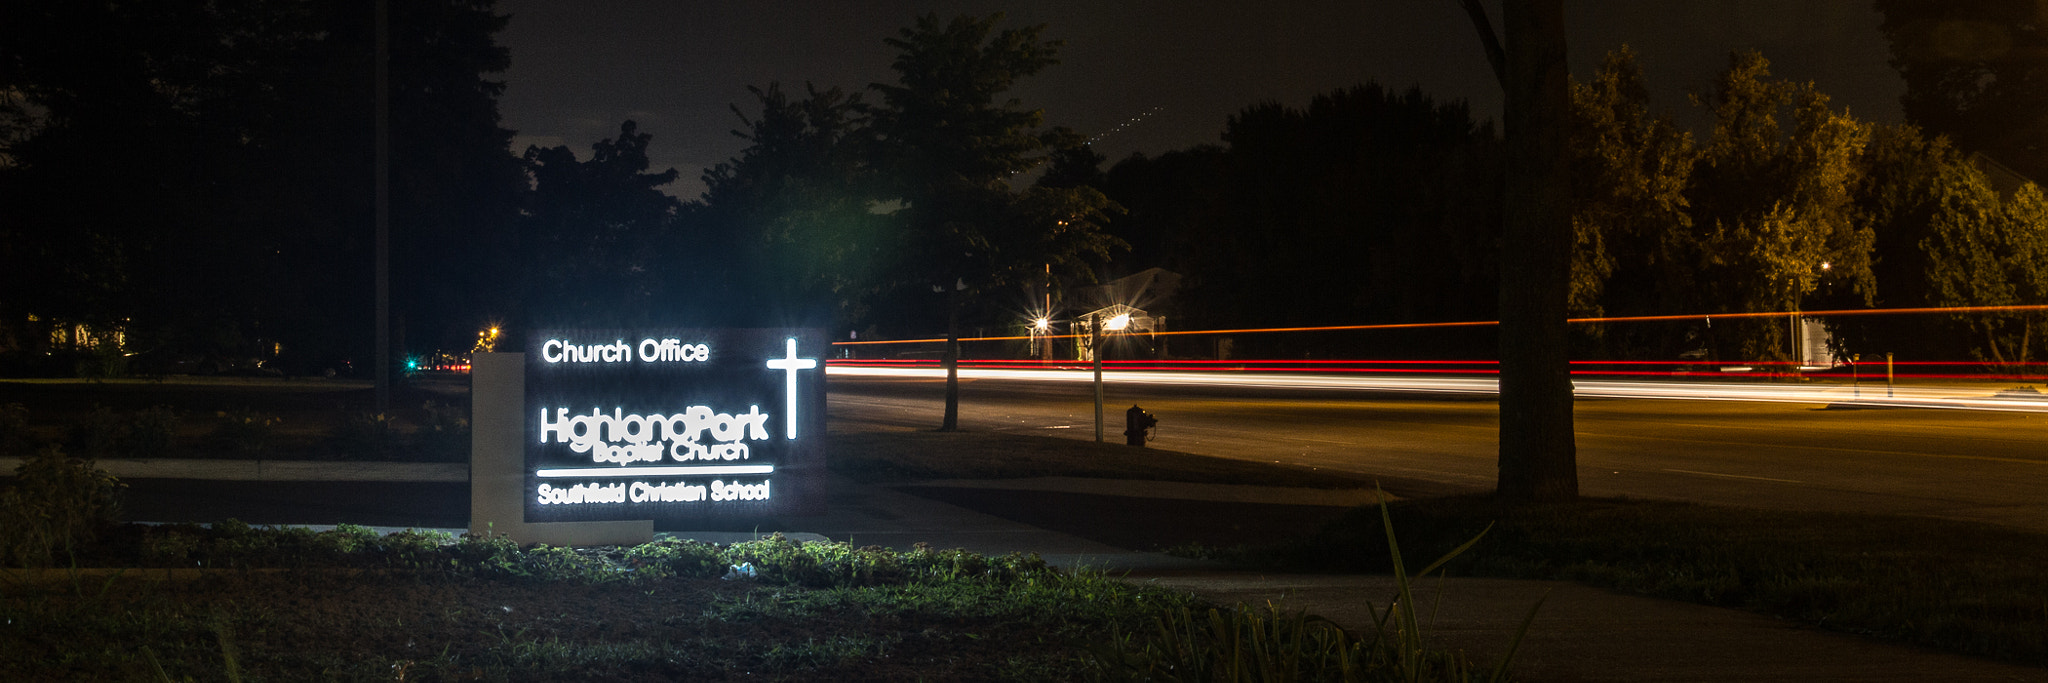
xmin=1495 ymin=0 xmax=1578 ymax=502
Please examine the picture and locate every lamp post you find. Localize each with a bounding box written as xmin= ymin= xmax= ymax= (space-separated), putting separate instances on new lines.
xmin=1030 ymin=316 xmax=1049 ymax=359
xmin=1789 ymin=261 xmax=1832 ymax=376
xmin=1043 ymin=262 xmax=1052 ymax=362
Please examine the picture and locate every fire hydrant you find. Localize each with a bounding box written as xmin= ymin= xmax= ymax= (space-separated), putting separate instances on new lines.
xmin=1124 ymin=405 xmax=1158 ymax=447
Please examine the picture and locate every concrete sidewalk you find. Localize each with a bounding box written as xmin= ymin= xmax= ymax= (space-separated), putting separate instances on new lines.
xmin=1141 ymin=574 xmax=2045 ymax=682
xmin=14 ymin=458 xmax=2044 ymax=680
xmin=873 ymin=478 xmax=2047 ymax=680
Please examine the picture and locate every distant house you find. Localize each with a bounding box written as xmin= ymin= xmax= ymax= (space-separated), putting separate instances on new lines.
xmin=1070 ymin=269 xmax=1181 ymax=361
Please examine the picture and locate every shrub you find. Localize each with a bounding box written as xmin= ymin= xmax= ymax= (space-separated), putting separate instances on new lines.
xmin=450 ymin=530 xmax=524 ymax=575
xmin=140 ymin=523 xmax=206 ymax=566
xmin=214 ymin=407 xmax=283 ymax=453
xmin=314 ymin=523 xmax=378 ymax=557
xmin=0 ymin=445 xmax=125 ymax=567
xmin=73 ymin=345 xmax=127 ymax=379
xmin=333 ymin=411 xmax=399 ymax=458
xmin=415 ymin=401 xmax=470 ymax=461
xmin=712 ymin=535 xmax=1054 ymax=587
xmin=380 ymin=528 xmax=455 ymax=568
xmin=65 ymin=404 xmax=122 ymax=457
xmin=121 ymin=405 xmax=179 ymax=458
xmin=61 ymin=405 xmax=182 ymax=458
xmin=0 ymin=402 xmax=36 ymax=456
xmin=622 ymin=537 xmax=727 ymax=579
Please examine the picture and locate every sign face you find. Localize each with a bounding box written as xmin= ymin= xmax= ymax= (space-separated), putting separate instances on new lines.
xmin=524 ymin=328 xmax=826 ymax=524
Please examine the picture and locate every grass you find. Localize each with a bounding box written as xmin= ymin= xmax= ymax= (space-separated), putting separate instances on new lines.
xmin=1 ymin=524 xmax=1514 ymax=682
xmin=1 ymin=530 xmax=1201 ymax=681
xmin=3 ymin=519 xmax=1529 ymax=682
xmin=4 ymin=571 xmax=1168 ymax=680
xmin=1213 ymin=494 xmax=2048 ymax=666
xmin=830 ymin=427 xmax=2048 ymax=668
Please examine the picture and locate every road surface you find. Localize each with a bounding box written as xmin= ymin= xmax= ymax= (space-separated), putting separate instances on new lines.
xmin=827 ymin=368 xmax=2048 ymax=531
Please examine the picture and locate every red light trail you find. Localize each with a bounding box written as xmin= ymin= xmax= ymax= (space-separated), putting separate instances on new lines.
xmin=831 ymin=304 xmax=2048 ymax=347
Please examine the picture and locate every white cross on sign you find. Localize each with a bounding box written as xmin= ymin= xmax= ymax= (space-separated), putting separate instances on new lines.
xmin=765 ymin=338 xmax=817 ymax=440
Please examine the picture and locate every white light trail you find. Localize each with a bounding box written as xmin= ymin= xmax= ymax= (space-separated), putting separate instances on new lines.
xmin=826 ymin=366 xmax=2048 ymax=413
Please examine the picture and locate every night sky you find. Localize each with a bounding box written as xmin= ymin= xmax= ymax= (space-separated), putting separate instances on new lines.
xmin=494 ymin=0 xmax=1903 ymax=200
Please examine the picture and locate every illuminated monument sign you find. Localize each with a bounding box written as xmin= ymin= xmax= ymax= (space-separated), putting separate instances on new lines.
xmin=523 ymin=328 xmax=826 ymax=524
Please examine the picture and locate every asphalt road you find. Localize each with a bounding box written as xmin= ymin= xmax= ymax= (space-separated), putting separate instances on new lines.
xmin=827 ymin=373 xmax=2048 ymax=531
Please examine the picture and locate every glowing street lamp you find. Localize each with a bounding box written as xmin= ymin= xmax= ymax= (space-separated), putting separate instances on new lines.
xmin=474 ymin=325 xmax=504 ymax=355
xmin=1104 ymin=313 xmax=1131 ymax=331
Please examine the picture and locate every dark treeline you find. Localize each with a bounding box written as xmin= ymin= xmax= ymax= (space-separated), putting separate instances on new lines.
xmin=1104 ymin=85 xmax=1503 ymax=360
xmin=3 ymin=2 xmax=2044 ymax=376
xmin=1101 ymin=43 xmax=2048 ymax=367
xmin=2 ymin=0 xmax=523 ymax=375
xmin=0 ymin=6 xmax=1122 ymax=377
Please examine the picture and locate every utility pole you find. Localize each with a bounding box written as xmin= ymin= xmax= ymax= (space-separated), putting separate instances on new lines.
xmin=1043 ymin=263 xmax=1052 ymax=362
xmin=1092 ymin=318 xmax=1104 ymax=443
xmin=374 ymin=0 xmax=391 ymax=413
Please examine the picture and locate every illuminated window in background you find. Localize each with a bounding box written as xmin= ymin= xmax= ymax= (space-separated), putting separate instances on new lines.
xmin=46 ymin=321 xmax=124 ymax=352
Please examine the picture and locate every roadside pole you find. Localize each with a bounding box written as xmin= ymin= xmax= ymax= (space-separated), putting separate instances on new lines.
xmin=373 ymin=0 xmax=390 ymax=413
xmin=1093 ymin=321 xmax=1104 ymax=443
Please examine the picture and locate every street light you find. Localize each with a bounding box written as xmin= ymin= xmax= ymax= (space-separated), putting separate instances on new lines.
xmin=1027 ymin=316 xmax=1051 ymax=360
xmin=1791 ymin=262 xmax=1833 ymax=374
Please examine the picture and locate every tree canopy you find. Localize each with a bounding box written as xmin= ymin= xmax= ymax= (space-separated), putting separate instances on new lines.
xmin=6 ymin=4 xmax=2047 ymax=381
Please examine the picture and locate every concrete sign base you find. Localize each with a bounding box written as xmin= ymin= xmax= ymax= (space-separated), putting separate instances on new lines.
xmin=469 ymin=352 xmax=652 ymax=547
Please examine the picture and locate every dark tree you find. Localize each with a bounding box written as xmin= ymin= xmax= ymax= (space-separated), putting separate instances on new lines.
xmin=1101 ymin=146 xmax=1230 ymax=280
xmin=693 ymin=83 xmax=883 ymax=328
xmin=1461 ymin=0 xmax=1578 ymax=502
xmin=0 ymin=0 xmax=526 ymax=375
xmin=517 ymin=121 xmax=682 ymax=327
xmin=868 ymin=13 xmax=1121 ymax=431
xmin=1035 ymin=126 xmax=1108 ymax=190
xmin=1567 ymin=46 xmax=1697 ymax=350
xmin=1877 ymin=0 xmax=2048 ymax=182
xmin=1828 ymin=124 xmax=1972 ymax=361
xmin=1115 ymin=86 xmax=1500 ymax=357
xmin=386 ymin=0 xmax=528 ymax=357
xmin=1682 ymin=51 xmax=1876 ymax=363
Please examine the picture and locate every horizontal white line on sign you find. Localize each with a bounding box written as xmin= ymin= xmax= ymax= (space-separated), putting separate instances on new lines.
xmin=536 ymin=465 xmax=775 ymax=478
